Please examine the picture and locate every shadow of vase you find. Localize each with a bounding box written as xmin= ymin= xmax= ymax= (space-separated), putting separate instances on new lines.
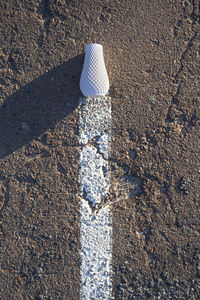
xmin=0 ymin=54 xmax=84 ymax=159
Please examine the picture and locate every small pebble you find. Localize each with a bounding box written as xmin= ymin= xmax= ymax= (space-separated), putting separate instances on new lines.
xmin=148 ymin=96 xmax=156 ymax=104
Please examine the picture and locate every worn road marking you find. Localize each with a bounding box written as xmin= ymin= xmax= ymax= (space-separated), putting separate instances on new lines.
xmin=79 ymin=97 xmax=112 ymax=299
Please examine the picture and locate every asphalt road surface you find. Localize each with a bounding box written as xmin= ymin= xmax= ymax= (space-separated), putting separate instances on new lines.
xmin=0 ymin=0 xmax=199 ymax=299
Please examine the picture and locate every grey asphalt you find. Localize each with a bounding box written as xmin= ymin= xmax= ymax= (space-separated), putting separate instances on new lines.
xmin=0 ymin=1 xmax=199 ymax=299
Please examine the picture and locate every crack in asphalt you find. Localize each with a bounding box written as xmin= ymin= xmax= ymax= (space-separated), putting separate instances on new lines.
xmin=174 ymin=32 xmax=197 ymax=83
xmin=79 ymin=135 xmax=108 ymax=161
xmin=165 ymin=31 xmax=198 ymax=125
xmin=80 ymin=134 xmax=110 ymax=213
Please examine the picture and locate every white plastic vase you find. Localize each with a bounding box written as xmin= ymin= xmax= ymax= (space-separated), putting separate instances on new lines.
xmin=80 ymin=43 xmax=109 ymax=97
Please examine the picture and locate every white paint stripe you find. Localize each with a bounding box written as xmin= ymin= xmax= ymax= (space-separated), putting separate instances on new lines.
xmin=79 ymin=97 xmax=112 ymax=300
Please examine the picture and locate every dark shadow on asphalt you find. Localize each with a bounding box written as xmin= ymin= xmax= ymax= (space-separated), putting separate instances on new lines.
xmin=0 ymin=54 xmax=84 ymax=158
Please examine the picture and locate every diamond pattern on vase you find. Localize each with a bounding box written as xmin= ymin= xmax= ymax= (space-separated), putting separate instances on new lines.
xmin=80 ymin=44 xmax=109 ymax=97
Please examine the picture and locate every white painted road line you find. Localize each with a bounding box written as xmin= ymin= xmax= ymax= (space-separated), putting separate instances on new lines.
xmin=79 ymin=97 xmax=112 ymax=299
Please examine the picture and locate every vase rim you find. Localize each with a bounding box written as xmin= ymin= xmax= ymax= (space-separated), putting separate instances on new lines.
xmin=86 ymin=43 xmax=103 ymax=49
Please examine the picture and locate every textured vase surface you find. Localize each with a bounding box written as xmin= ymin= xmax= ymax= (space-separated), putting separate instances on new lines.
xmin=80 ymin=44 xmax=109 ymax=97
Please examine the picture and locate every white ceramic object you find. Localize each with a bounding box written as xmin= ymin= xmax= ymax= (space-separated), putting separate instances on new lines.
xmin=80 ymin=43 xmax=109 ymax=97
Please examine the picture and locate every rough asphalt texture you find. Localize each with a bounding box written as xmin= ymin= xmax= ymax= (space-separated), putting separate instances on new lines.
xmin=0 ymin=0 xmax=199 ymax=299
